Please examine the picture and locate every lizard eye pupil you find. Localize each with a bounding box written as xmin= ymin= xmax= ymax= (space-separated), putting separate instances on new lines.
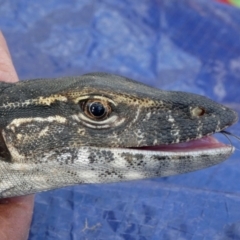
xmin=89 ymin=102 xmax=105 ymax=118
xmin=80 ymin=98 xmax=111 ymax=121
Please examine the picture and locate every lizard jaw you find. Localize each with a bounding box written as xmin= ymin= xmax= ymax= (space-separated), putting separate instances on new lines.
xmin=0 ymin=133 xmax=233 ymax=198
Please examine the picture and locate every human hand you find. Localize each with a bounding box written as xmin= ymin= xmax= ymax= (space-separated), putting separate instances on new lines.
xmin=0 ymin=32 xmax=34 ymax=240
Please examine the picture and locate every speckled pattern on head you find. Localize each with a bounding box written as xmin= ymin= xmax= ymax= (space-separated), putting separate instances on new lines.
xmin=0 ymin=73 xmax=238 ymax=198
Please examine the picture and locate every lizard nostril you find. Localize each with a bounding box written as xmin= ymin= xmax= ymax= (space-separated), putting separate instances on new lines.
xmin=190 ymin=107 xmax=206 ymax=117
xmin=0 ymin=130 xmax=11 ymax=162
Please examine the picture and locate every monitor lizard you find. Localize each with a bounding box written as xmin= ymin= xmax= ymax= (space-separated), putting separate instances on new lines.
xmin=0 ymin=72 xmax=238 ymax=198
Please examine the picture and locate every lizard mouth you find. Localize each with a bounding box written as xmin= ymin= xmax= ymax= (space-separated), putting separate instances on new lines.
xmin=134 ymin=135 xmax=229 ymax=152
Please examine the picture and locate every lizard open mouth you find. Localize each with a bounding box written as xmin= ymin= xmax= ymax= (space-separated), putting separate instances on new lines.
xmin=134 ymin=135 xmax=230 ymax=152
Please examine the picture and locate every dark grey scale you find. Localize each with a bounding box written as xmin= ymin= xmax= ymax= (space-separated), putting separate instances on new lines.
xmin=121 ymin=153 xmax=146 ymax=170
xmin=103 ymin=151 xmax=115 ymax=163
xmin=98 ymin=169 xmax=123 ymax=180
xmin=151 ymin=156 xmax=172 ymax=170
xmin=88 ymin=152 xmax=97 ymax=164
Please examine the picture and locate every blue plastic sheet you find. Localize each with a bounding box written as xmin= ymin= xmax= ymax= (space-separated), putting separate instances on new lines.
xmin=0 ymin=0 xmax=240 ymax=239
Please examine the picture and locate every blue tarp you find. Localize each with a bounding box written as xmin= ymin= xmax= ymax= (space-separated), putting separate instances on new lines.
xmin=0 ymin=0 xmax=240 ymax=239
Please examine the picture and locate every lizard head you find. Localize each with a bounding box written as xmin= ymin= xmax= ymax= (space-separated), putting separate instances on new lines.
xmin=0 ymin=73 xmax=238 ymax=197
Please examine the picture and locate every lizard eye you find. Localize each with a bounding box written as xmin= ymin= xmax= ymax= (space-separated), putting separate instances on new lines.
xmin=75 ymin=96 xmax=125 ymax=129
xmin=81 ymin=100 xmax=111 ymax=120
xmin=88 ymin=102 xmax=106 ymax=118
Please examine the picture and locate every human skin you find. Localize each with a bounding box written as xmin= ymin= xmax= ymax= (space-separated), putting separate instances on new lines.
xmin=0 ymin=32 xmax=34 ymax=240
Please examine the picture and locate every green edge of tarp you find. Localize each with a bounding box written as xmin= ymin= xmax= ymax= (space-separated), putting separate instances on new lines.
xmin=229 ymin=0 xmax=240 ymax=7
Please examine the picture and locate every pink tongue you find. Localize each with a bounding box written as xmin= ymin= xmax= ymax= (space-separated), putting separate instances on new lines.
xmin=138 ymin=136 xmax=226 ymax=152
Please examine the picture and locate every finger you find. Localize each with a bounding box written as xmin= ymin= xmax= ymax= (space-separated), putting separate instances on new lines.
xmin=0 ymin=196 xmax=35 ymax=240
xmin=0 ymin=32 xmax=19 ymax=83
